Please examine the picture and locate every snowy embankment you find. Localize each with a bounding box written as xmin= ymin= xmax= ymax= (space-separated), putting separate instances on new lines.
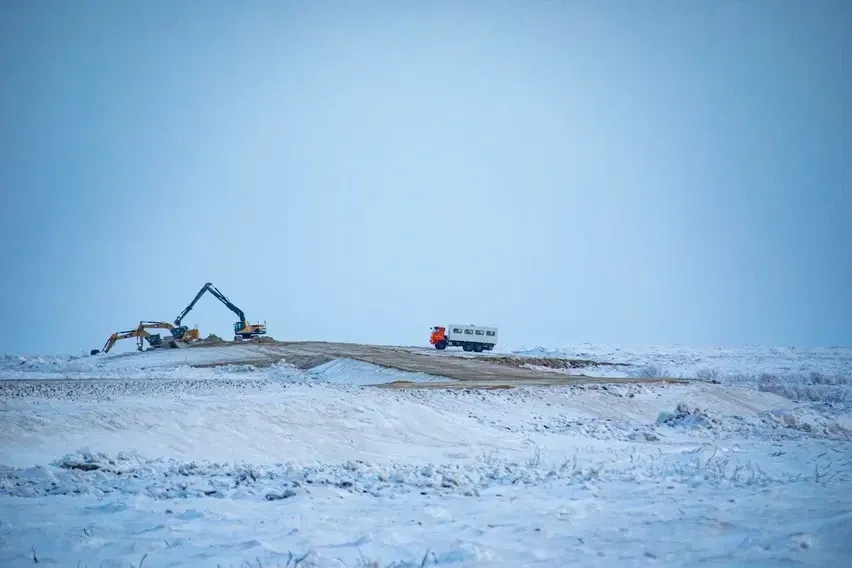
xmin=0 ymin=346 xmax=288 ymax=380
xmin=1 ymin=345 xmax=851 ymax=567
xmin=0 ymin=347 xmax=453 ymax=386
xmin=509 ymin=343 xmax=852 ymax=403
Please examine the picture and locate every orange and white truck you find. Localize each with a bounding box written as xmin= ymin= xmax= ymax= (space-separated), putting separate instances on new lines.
xmin=430 ymin=324 xmax=498 ymax=352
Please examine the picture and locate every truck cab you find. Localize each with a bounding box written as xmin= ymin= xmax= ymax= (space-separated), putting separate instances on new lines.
xmin=430 ymin=326 xmax=448 ymax=349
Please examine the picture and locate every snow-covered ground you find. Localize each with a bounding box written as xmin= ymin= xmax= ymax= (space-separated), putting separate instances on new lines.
xmin=1 ymin=344 xmax=850 ymax=567
xmin=507 ymin=344 xmax=852 ymax=404
xmin=0 ymin=348 xmax=454 ymax=385
xmin=0 ymin=345 xmax=292 ymax=380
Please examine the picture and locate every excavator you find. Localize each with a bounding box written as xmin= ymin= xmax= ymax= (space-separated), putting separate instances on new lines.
xmin=174 ymin=282 xmax=266 ymax=341
xmin=92 ymin=321 xmax=200 ymax=355
xmin=139 ymin=320 xmax=201 ymax=347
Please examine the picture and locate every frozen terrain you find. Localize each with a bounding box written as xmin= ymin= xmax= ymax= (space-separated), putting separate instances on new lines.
xmin=509 ymin=343 xmax=852 ymax=403
xmin=1 ymin=343 xmax=850 ymax=567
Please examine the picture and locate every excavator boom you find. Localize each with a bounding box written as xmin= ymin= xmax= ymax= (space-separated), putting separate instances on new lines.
xmin=175 ymin=283 xmax=245 ymax=326
xmin=138 ymin=320 xmax=175 ymax=331
xmin=100 ymin=328 xmax=150 ymax=354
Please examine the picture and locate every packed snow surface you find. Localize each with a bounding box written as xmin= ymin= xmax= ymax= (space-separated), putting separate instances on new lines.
xmin=1 ymin=343 xmax=850 ymax=567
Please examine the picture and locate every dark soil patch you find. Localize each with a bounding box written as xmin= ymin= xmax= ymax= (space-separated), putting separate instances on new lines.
xmin=481 ymin=355 xmax=626 ymax=370
xmin=189 ymin=358 xmax=285 ymax=369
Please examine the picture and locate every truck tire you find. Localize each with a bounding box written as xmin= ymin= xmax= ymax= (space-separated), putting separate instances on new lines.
xmin=436 ymin=340 xmax=447 ymax=350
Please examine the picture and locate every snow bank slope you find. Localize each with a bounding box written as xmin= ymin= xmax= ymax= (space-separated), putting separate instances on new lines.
xmin=308 ymin=358 xmax=453 ymax=385
xmin=1 ymin=378 xmax=846 ymax=470
xmin=0 ymin=345 xmax=454 ymax=388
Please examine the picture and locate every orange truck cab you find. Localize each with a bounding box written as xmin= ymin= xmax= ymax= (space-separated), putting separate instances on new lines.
xmin=430 ymin=326 xmax=448 ymax=349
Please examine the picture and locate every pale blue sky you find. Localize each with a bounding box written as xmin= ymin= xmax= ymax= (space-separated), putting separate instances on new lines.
xmin=1 ymin=0 xmax=849 ymax=355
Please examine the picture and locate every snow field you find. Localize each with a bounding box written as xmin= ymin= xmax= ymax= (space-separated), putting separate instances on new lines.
xmin=5 ymin=482 xmax=850 ymax=568
xmin=2 ymin=444 xmax=850 ymax=567
xmin=510 ymin=344 xmax=852 ymax=403
xmin=1 ymin=344 xmax=851 ymax=566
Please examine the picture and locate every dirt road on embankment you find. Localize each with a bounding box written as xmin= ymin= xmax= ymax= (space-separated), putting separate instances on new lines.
xmin=188 ymin=340 xmax=689 ymax=389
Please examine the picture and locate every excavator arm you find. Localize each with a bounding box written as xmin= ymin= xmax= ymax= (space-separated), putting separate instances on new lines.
xmin=173 ymin=282 xmax=266 ymax=340
xmin=137 ymin=320 xmax=176 ymax=332
xmin=174 ymin=282 xmax=246 ymax=327
xmin=101 ymin=328 xmax=151 ymax=354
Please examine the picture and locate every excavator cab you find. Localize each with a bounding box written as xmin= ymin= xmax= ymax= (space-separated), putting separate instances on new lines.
xmin=171 ymin=325 xmax=201 ymax=341
xmin=234 ymin=320 xmax=267 ymax=340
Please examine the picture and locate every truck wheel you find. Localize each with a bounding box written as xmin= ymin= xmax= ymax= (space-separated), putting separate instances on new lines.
xmin=463 ymin=344 xmax=471 ymax=352
xmin=473 ymin=344 xmax=483 ymax=353
xmin=436 ymin=340 xmax=447 ymax=350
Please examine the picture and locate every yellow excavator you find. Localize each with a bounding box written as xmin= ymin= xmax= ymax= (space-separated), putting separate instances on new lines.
xmin=92 ymin=320 xmax=200 ymax=355
xmin=173 ymin=282 xmax=266 ymax=341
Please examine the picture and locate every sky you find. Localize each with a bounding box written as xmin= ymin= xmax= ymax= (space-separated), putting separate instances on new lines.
xmin=0 ymin=0 xmax=850 ymax=356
